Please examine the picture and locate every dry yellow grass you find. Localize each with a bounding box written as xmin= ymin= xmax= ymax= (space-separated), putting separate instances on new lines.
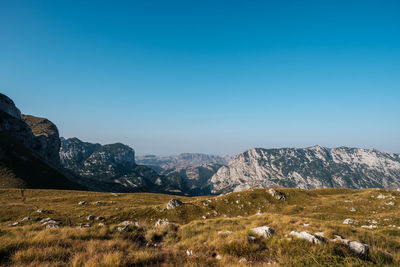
xmin=0 ymin=188 xmax=399 ymax=266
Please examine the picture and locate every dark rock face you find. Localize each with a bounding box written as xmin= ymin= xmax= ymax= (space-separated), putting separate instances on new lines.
xmin=0 ymin=94 xmax=21 ymax=119
xmin=0 ymin=93 xmax=83 ymax=190
xmin=0 ymin=94 xmax=61 ymax=167
xmin=0 ymin=94 xmax=36 ymax=149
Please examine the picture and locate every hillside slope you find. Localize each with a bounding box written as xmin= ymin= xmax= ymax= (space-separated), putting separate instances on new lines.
xmin=0 ymin=133 xmax=83 ymax=189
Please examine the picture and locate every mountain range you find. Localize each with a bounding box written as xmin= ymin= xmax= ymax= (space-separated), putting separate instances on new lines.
xmin=60 ymin=138 xmax=223 ymax=195
xmin=210 ymin=146 xmax=400 ymax=194
xmin=1 ymin=93 xmax=399 ymax=194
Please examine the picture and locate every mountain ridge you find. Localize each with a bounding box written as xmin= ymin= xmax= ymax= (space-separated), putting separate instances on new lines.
xmin=210 ymin=145 xmax=400 ymax=194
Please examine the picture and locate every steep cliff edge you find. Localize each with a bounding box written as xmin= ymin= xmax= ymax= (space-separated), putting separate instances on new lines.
xmin=0 ymin=93 xmax=83 ymax=189
xmin=22 ymin=114 xmax=61 ymax=167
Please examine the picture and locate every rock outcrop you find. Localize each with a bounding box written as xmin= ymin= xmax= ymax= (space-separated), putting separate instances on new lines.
xmin=250 ymin=226 xmax=275 ymax=238
xmin=0 ymin=94 xmax=22 ymax=119
xmin=166 ymin=199 xmax=183 ymax=210
xmin=211 ymin=146 xmax=400 ymax=194
xmin=332 ymin=235 xmax=369 ymax=257
xmin=0 ymin=94 xmax=61 ymax=167
xmin=22 ymin=115 xmax=61 ymax=167
xmin=290 ymin=231 xmax=322 ymax=244
xmin=0 ymin=93 xmax=82 ymax=190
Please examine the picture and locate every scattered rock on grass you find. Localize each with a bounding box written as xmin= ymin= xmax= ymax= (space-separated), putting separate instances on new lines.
xmin=268 ymin=188 xmax=286 ymax=201
xmin=155 ymin=219 xmax=169 ymax=227
xmin=119 ymin=221 xmax=140 ymax=227
xmin=248 ymin=236 xmax=256 ymax=241
xmin=239 ymin=257 xmax=247 ymax=263
xmin=87 ymin=215 xmax=95 ymax=221
xmin=41 ymin=217 xmax=59 ymax=228
xmin=166 ymin=199 xmax=183 ymax=210
xmin=46 ymin=224 xmax=60 ymax=229
xmin=332 ymin=235 xmax=369 ymax=257
xmin=251 ymin=226 xmax=275 ymax=238
xmin=361 ymin=225 xmax=377 ymax=229
xmin=78 ymin=201 xmax=87 ymax=205
xmin=343 ymin=218 xmax=358 ymax=225
xmin=218 ymin=230 xmax=233 ymax=235
xmin=290 ymin=231 xmax=321 ymax=244
xmin=117 ymin=225 xmax=128 ymax=231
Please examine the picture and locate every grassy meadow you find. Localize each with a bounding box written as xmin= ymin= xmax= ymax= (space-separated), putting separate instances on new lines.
xmin=0 ymin=187 xmax=399 ymax=266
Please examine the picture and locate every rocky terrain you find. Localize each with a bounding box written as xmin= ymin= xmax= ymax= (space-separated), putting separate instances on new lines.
xmin=211 ymin=146 xmax=400 ymax=194
xmin=0 ymin=93 xmax=82 ymax=189
xmin=22 ymin=114 xmax=61 ymax=167
xmin=60 ymin=137 xmax=168 ymax=193
xmin=61 ymin=139 xmax=227 ymax=195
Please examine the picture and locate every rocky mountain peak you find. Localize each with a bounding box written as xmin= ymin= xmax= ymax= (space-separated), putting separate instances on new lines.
xmin=0 ymin=93 xmax=21 ymax=119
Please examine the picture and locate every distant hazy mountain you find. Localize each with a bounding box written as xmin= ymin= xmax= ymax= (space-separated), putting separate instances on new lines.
xmin=136 ymin=153 xmax=230 ymax=195
xmin=136 ymin=153 xmax=229 ymax=169
xmin=211 ymin=145 xmax=400 ymax=194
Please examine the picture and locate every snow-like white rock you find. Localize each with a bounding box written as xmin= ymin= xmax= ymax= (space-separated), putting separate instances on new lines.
xmin=290 ymin=231 xmax=321 ymax=244
xmin=250 ymin=226 xmax=275 ymax=238
xmin=210 ymin=147 xmax=400 ymax=194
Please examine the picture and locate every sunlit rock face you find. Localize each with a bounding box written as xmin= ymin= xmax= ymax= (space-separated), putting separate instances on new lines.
xmin=211 ymin=146 xmax=400 ymax=194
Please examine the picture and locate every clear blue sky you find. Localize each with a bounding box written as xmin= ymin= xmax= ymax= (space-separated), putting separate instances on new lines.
xmin=1 ymin=0 xmax=399 ymax=155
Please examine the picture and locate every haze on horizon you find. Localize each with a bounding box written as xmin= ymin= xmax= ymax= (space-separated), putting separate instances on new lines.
xmin=1 ymin=1 xmax=399 ymax=155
